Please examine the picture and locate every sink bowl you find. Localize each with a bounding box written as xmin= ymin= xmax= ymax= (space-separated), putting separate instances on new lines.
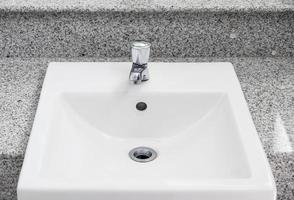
xmin=18 ymin=62 xmax=276 ymax=200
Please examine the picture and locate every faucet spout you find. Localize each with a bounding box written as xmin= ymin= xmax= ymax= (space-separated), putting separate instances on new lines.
xmin=129 ymin=63 xmax=149 ymax=84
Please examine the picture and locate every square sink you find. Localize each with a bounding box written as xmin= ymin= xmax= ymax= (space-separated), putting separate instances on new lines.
xmin=18 ymin=62 xmax=276 ymax=200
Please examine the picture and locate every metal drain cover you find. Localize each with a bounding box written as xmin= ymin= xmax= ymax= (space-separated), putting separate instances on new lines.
xmin=129 ymin=147 xmax=157 ymax=163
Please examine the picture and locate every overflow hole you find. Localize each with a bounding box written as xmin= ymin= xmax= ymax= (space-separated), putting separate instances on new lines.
xmin=136 ymin=102 xmax=147 ymax=111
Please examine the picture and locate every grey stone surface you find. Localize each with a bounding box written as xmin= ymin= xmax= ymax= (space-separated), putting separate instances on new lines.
xmin=0 ymin=0 xmax=294 ymax=12
xmin=0 ymin=155 xmax=22 ymax=200
xmin=0 ymin=59 xmax=47 ymax=156
xmin=0 ymin=11 xmax=294 ymax=58
xmin=0 ymin=57 xmax=294 ymax=200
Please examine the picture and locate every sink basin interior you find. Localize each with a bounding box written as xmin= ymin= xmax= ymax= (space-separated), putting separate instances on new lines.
xmin=60 ymin=92 xmax=225 ymax=138
xmin=40 ymin=91 xmax=250 ymax=182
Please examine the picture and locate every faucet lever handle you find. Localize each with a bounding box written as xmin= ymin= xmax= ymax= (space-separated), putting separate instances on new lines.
xmin=131 ymin=41 xmax=151 ymax=65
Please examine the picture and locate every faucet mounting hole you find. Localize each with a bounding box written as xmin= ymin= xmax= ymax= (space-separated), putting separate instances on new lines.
xmin=136 ymin=102 xmax=147 ymax=111
xmin=129 ymin=147 xmax=157 ymax=163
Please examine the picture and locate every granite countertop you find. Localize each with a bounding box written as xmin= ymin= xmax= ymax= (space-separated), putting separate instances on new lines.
xmin=0 ymin=0 xmax=294 ymax=12
xmin=0 ymin=57 xmax=294 ymax=199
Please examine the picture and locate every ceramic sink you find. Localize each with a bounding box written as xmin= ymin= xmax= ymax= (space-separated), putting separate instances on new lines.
xmin=17 ymin=62 xmax=276 ymax=200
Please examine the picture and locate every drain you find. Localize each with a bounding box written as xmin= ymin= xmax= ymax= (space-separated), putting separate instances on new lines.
xmin=136 ymin=102 xmax=147 ymax=111
xmin=129 ymin=147 xmax=157 ymax=163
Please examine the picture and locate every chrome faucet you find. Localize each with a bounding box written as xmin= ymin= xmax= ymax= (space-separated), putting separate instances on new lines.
xmin=129 ymin=41 xmax=150 ymax=84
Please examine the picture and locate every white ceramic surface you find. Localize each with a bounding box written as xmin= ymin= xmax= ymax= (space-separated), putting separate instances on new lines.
xmin=17 ymin=62 xmax=276 ymax=200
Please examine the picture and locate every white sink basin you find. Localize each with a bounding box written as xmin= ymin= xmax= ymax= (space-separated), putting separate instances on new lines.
xmin=18 ymin=62 xmax=276 ymax=200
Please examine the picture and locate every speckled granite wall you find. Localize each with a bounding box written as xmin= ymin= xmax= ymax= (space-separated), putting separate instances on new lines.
xmin=0 ymin=0 xmax=294 ymax=12
xmin=0 ymin=1 xmax=294 ymax=199
xmin=0 ymin=11 xmax=294 ymax=58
